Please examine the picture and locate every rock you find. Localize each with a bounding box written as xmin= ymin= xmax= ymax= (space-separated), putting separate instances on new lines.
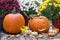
xmin=31 ymin=32 xmax=38 ymax=36
xmin=16 ymin=34 xmax=20 ymax=38
xmin=10 ymin=35 xmax=15 ymax=38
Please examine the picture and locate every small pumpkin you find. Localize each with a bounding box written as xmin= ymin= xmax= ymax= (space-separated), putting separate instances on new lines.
xmin=3 ymin=7 xmax=25 ymax=33
xmin=29 ymin=15 xmax=50 ymax=33
xmin=48 ymin=32 xmax=56 ymax=37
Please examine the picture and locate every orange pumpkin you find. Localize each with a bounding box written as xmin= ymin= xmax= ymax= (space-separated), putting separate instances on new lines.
xmin=29 ymin=16 xmax=50 ymax=33
xmin=3 ymin=13 xmax=25 ymax=33
xmin=48 ymin=32 xmax=56 ymax=37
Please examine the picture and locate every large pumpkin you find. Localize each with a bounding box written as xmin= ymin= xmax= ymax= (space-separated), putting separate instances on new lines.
xmin=29 ymin=16 xmax=50 ymax=33
xmin=3 ymin=13 xmax=25 ymax=33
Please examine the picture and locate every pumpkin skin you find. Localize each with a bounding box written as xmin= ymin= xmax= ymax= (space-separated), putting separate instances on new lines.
xmin=29 ymin=16 xmax=50 ymax=33
xmin=3 ymin=13 xmax=25 ymax=33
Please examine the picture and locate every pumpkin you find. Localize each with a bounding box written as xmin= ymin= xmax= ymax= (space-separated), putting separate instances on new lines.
xmin=3 ymin=7 xmax=25 ymax=34
xmin=29 ymin=16 xmax=50 ymax=33
xmin=3 ymin=13 xmax=25 ymax=33
xmin=48 ymin=32 xmax=56 ymax=37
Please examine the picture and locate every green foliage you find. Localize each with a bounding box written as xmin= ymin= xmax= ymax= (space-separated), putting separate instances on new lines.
xmin=38 ymin=0 xmax=60 ymax=20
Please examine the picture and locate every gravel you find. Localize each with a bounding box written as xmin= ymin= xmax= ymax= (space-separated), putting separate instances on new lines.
xmin=0 ymin=32 xmax=60 ymax=40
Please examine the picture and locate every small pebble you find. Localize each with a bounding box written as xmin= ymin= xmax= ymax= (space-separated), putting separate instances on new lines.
xmin=1 ymin=33 xmax=4 ymax=35
xmin=29 ymin=34 xmax=33 ymax=37
xmin=23 ymin=30 xmax=32 ymax=36
xmin=23 ymin=32 xmax=28 ymax=36
xmin=31 ymin=32 xmax=38 ymax=36
xmin=24 ymin=30 xmax=29 ymax=33
xmin=16 ymin=34 xmax=20 ymax=38
xmin=0 ymin=33 xmax=4 ymax=36
xmin=28 ymin=30 xmax=32 ymax=33
xmin=29 ymin=32 xmax=39 ymax=39
xmin=38 ymin=34 xmax=44 ymax=38
xmin=25 ymin=30 xmax=32 ymax=34
xmin=10 ymin=35 xmax=15 ymax=38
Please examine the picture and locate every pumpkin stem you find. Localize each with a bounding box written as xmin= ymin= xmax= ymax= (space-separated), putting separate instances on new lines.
xmin=29 ymin=14 xmax=38 ymax=19
xmin=11 ymin=0 xmax=19 ymax=14
xmin=11 ymin=7 xmax=18 ymax=14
